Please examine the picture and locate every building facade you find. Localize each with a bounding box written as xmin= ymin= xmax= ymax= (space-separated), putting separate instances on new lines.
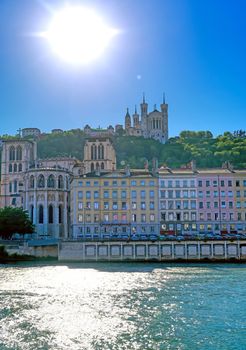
xmin=124 ymin=95 xmax=168 ymax=143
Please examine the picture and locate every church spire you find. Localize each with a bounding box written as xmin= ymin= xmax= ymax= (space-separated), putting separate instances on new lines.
xmin=163 ymin=92 xmax=166 ymax=104
xmin=143 ymin=92 xmax=145 ymax=104
xmin=135 ymin=105 xmax=137 ymax=114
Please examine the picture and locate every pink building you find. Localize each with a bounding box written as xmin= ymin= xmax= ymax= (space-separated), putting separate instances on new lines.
xmin=196 ymin=169 xmax=236 ymax=233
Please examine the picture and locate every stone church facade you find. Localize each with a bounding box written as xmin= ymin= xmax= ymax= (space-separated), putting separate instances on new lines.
xmin=125 ymin=95 xmax=168 ymax=143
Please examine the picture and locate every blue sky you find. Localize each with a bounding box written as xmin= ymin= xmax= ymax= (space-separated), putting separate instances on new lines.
xmin=0 ymin=0 xmax=246 ymax=137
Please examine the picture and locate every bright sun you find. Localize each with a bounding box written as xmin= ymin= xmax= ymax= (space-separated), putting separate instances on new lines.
xmin=44 ymin=6 xmax=117 ymax=64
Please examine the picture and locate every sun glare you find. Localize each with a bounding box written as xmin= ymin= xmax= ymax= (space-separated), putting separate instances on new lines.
xmin=44 ymin=6 xmax=117 ymax=64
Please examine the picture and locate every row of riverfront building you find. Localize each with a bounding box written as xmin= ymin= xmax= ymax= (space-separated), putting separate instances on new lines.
xmin=0 ymin=134 xmax=245 ymax=239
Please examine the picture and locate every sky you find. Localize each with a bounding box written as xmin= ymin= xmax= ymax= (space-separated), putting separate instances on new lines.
xmin=0 ymin=0 xmax=246 ymax=137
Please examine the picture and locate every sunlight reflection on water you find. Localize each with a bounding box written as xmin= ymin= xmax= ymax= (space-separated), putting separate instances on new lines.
xmin=0 ymin=263 xmax=246 ymax=350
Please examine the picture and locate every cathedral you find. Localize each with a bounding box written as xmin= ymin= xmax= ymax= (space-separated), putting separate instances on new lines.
xmin=124 ymin=95 xmax=168 ymax=143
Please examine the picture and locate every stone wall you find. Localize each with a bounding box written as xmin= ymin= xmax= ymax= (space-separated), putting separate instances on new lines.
xmin=59 ymin=240 xmax=246 ymax=262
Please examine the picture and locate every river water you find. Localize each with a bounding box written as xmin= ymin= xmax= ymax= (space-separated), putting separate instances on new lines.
xmin=0 ymin=262 xmax=245 ymax=350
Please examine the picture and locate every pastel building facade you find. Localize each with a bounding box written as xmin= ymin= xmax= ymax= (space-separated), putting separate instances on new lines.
xmin=159 ymin=168 xmax=198 ymax=235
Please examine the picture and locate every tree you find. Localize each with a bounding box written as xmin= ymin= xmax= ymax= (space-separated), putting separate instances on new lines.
xmin=0 ymin=207 xmax=34 ymax=240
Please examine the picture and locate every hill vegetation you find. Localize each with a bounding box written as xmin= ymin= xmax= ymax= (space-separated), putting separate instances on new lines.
xmin=1 ymin=129 xmax=246 ymax=169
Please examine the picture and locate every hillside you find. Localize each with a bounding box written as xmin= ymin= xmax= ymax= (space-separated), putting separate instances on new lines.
xmin=1 ymin=130 xmax=246 ymax=169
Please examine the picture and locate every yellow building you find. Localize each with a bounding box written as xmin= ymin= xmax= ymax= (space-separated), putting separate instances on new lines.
xmin=70 ymin=169 xmax=159 ymax=239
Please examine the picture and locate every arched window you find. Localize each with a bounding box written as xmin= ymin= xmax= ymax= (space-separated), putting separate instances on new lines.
xmin=101 ymin=162 xmax=104 ymax=170
xmin=91 ymin=163 xmax=94 ymax=172
xmin=98 ymin=144 xmax=104 ymax=160
xmin=14 ymin=164 xmax=17 ymax=172
xmin=38 ymin=205 xmax=44 ymax=224
xmin=59 ymin=205 xmax=63 ymax=224
xmin=9 ymin=182 xmax=12 ymax=193
xmin=37 ymin=174 xmax=45 ymax=188
xmin=58 ymin=175 xmax=64 ymax=189
xmin=48 ymin=205 xmax=53 ymax=224
xmin=30 ymin=205 xmax=34 ymax=223
xmin=47 ymin=174 xmax=55 ymax=188
xmin=14 ymin=180 xmax=17 ymax=193
xmin=91 ymin=144 xmax=97 ymax=160
xmin=96 ymin=162 xmax=99 ymax=170
xmin=16 ymin=146 xmax=22 ymax=160
xmin=29 ymin=175 xmax=35 ymax=188
xmin=9 ymin=146 xmax=15 ymax=161
xmin=9 ymin=164 xmax=12 ymax=173
xmin=18 ymin=163 xmax=22 ymax=172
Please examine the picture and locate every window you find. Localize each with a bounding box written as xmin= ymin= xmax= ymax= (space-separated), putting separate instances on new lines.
xmin=190 ymin=180 xmax=195 ymax=187
xmin=47 ymin=175 xmax=55 ymax=188
xmin=86 ymin=191 xmax=91 ymax=199
xmin=168 ymin=190 xmax=173 ymax=198
xmin=160 ymin=190 xmax=165 ymax=198
xmin=149 ymin=180 xmax=155 ymax=186
xmin=206 ymin=202 xmax=210 ymax=209
xmin=104 ymin=190 xmax=109 ymax=198
xmin=191 ymin=200 xmax=196 ymax=209
xmin=183 ymin=190 xmax=188 ymax=198
xmin=199 ymin=202 xmax=203 ymax=209
xmin=221 ymin=191 xmax=225 ymax=197
xmin=183 ymin=180 xmax=188 ymax=187
xmin=160 ymin=180 xmax=165 ymax=188
xmin=141 ymin=190 xmax=146 ymax=198
xmin=213 ymin=180 xmax=218 ymax=187
xmin=206 ymin=180 xmax=210 ymax=187
xmin=104 ymin=181 xmax=109 ymax=186
xmin=104 ymin=214 xmax=109 ymax=222
xmin=198 ymin=191 xmax=203 ymax=198
xmin=112 ymin=191 xmax=118 ymax=199
xmin=214 ymin=191 xmax=218 ymax=197
xmin=112 ymin=180 xmax=117 ymax=186
xmin=132 ymin=214 xmax=137 ymax=222
xmin=228 ymin=180 xmax=232 ymax=187
xmin=59 ymin=205 xmax=63 ymax=224
xmin=121 ymin=180 xmax=126 ymax=186
xmin=150 ymin=190 xmax=155 ymax=198
xmin=214 ymin=202 xmax=218 ymax=208
xmin=112 ymin=202 xmax=118 ymax=210
xmin=78 ymin=202 xmax=83 ymax=210
xmin=86 ymin=181 xmax=90 ymax=186
xmin=150 ymin=214 xmax=155 ymax=222
xmin=175 ymin=180 xmax=180 ymax=187
xmin=221 ymin=201 xmax=226 ymax=208
xmin=236 ymin=191 xmax=241 ymax=198
xmin=131 ymin=190 xmax=137 ymax=199
xmin=9 ymin=146 xmax=15 ymax=161
xmin=37 ymin=175 xmax=45 ymax=188
xmin=122 ymin=214 xmax=127 ymax=221
xmin=141 ymin=214 xmax=146 ymax=222
xmin=18 ymin=164 xmax=22 ymax=172
xmin=131 ymin=180 xmax=137 ymax=186
xmin=39 ymin=205 xmax=44 ymax=224
xmin=206 ymin=191 xmax=210 ymax=198
xmin=190 ymin=190 xmax=196 ymax=198
xmin=85 ymin=202 xmax=91 ymax=209
xmin=141 ymin=202 xmax=146 ymax=210
xmin=168 ymin=180 xmax=172 ymax=188
xmin=132 ymin=202 xmax=137 ymax=209
xmin=220 ymin=180 xmax=225 ymax=187
xmin=78 ymin=181 xmax=83 ymax=187
xmin=94 ymin=191 xmax=99 ymax=199
xmin=58 ymin=175 xmax=64 ymax=189
xmin=94 ymin=202 xmax=99 ymax=210
xmin=122 ymin=202 xmax=127 ymax=210
xmin=94 ymin=181 xmax=99 ymax=186
xmin=183 ymin=201 xmax=188 ymax=209
xmin=228 ymin=191 xmax=233 ymax=197
xmin=176 ymin=200 xmax=181 ymax=209
xmin=168 ymin=201 xmax=173 ymax=209
xmin=150 ymin=201 xmax=155 ymax=210
xmin=121 ymin=190 xmax=126 ymax=199
xmin=160 ymin=201 xmax=166 ymax=209
xmin=104 ymin=202 xmax=109 ymax=209
xmin=140 ymin=180 xmax=145 ymax=186
xmin=9 ymin=164 xmax=12 ymax=173
xmin=236 ymin=180 xmax=240 ymax=187
xmin=229 ymin=201 xmax=233 ymax=209
xmin=86 ymin=214 xmax=91 ymax=223
xmin=113 ymin=214 xmax=118 ymax=221
xmin=175 ymin=190 xmax=181 ymax=198
xmin=198 ymin=180 xmax=202 ymax=187
xmin=78 ymin=191 xmax=83 ymax=199
xmin=9 ymin=182 xmax=12 ymax=193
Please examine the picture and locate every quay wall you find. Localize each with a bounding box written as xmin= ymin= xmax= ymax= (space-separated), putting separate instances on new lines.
xmin=59 ymin=240 xmax=246 ymax=262
xmin=5 ymin=244 xmax=58 ymax=258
